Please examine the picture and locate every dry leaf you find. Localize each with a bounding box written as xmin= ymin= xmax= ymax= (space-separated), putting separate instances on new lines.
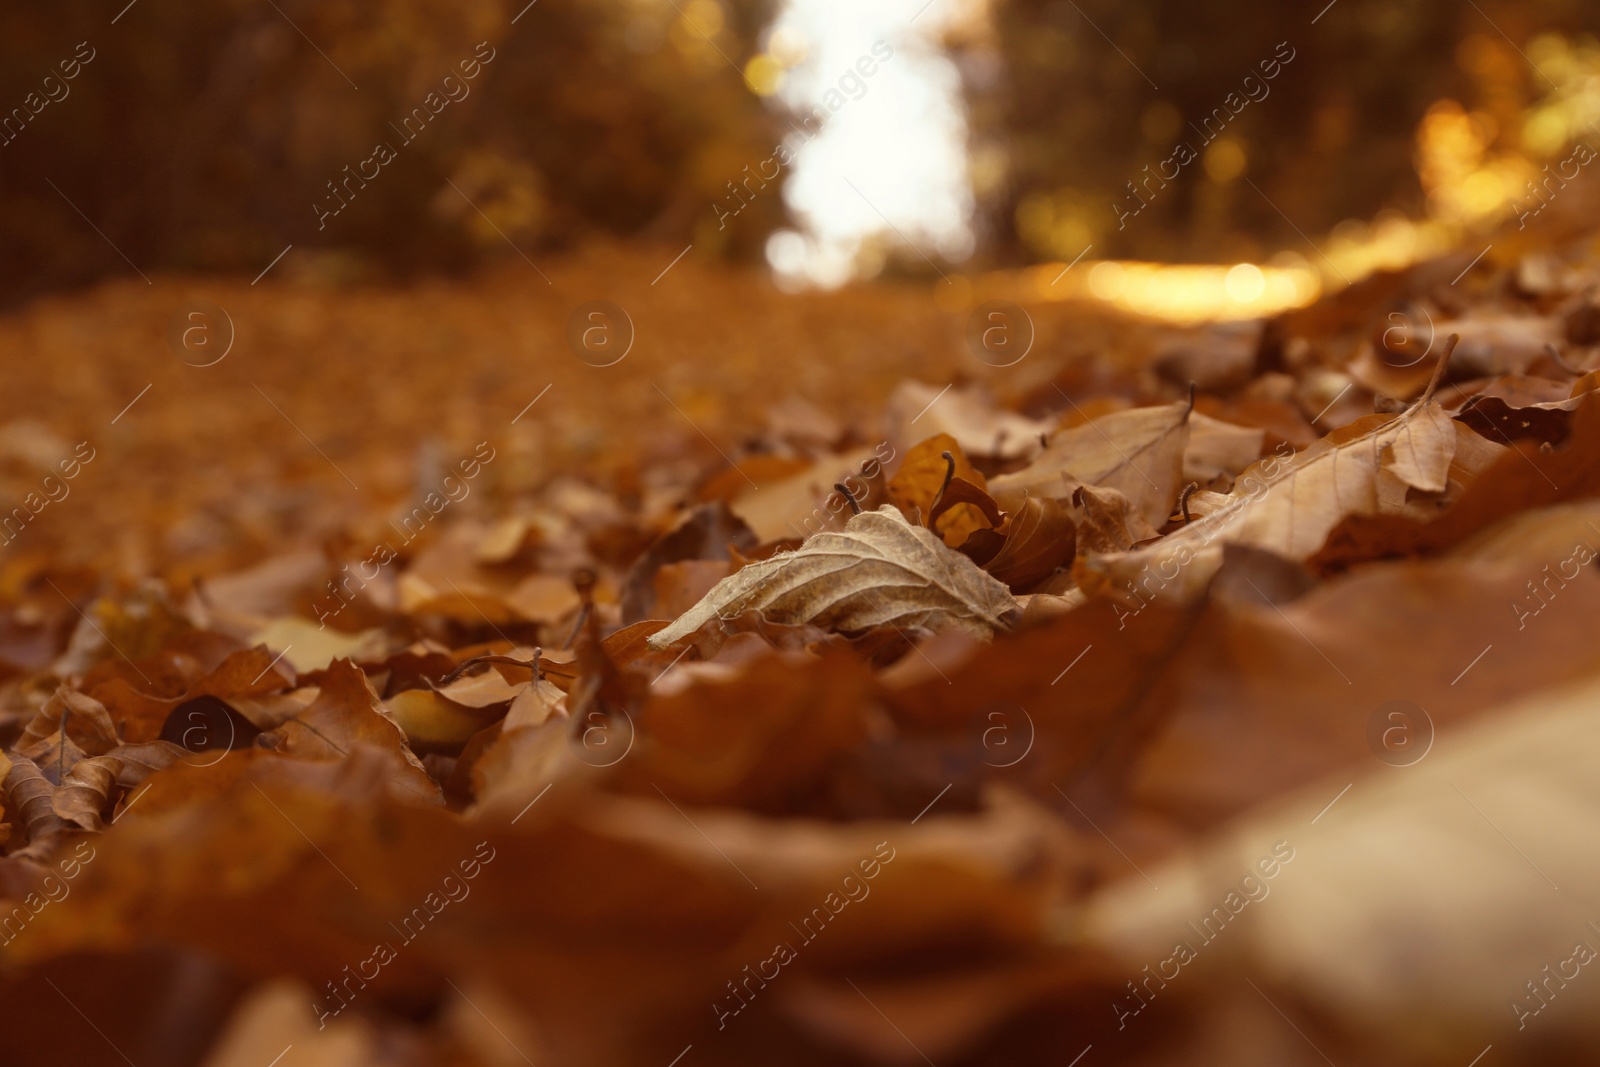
xmin=17 ymin=687 xmax=120 ymax=758
xmin=1315 ymin=390 xmax=1600 ymax=570
xmin=249 ymin=618 xmax=389 ymax=675
xmin=929 ymin=477 xmax=1004 ymax=548
xmin=647 ymin=505 xmax=1021 ymax=649
xmin=620 ymin=502 xmax=756 ymax=623
xmin=260 ymin=660 xmax=442 ymax=805
xmin=2 ymin=754 xmax=66 ymax=853
xmin=887 ymin=433 xmax=1002 ymax=547
xmin=1183 ymin=411 xmax=1266 ymax=486
xmin=722 ymin=446 xmax=882 ymax=542
xmin=979 ymin=492 xmax=1077 ymax=589
xmin=1070 ymin=484 xmax=1159 ymax=554
xmin=384 ymin=689 xmax=506 ymax=752
xmin=990 ymin=397 xmax=1193 ymax=529
xmin=1081 ymin=357 xmax=1484 ymax=601
xmin=887 ymin=382 xmax=1051 ymax=461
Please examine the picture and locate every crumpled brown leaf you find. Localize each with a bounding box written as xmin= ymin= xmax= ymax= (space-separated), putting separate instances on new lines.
xmin=17 ymin=687 xmax=120 ymax=759
xmin=647 ymin=505 xmax=1022 ymax=649
xmin=975 ymin=491 xmax=1078 ymax=590
xmin=2 ymin=754 xmax=66 ymax=855
xmin=38 ymin=738 xmax=208 ymax=832
xmin=991 ymin=396 xmax=1193 ymax=529
xmin=887 ymin=433 xmax=994 ymax=547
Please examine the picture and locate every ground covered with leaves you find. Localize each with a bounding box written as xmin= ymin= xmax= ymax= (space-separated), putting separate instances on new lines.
xmin=3 ymin=234 xmax=1600 ymax=1066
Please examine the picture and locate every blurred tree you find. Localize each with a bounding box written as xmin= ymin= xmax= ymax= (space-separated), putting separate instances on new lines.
xmin=959 ymin=0 xmax=1600 ymax=267
xmin=0 ymin=0 xmax=780 ymax=302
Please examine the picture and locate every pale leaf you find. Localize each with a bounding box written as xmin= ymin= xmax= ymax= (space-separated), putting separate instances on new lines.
xmin=646 ymin=505 xmax=1021 ymax=649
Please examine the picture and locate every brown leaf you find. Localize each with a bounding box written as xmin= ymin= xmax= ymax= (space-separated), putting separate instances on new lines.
xmin=1082 ymin=358 xmax=1482 ymax=602
xmin=619 ymin=501 xmax=756 ymax=624
xmin=17 ymin=687 xmax=120 ymax=758
xmin=2 ymin=754 xmax=66 ymax=854
xmin=1183 ymin=411 xmax=1266 ymax=486
xmin=432 ymin=664 xmax=528 ymax=708
xmin=887 ymin=434 xmax=986 ymax=524
xmin=384 ymin=689 xmax=506 ymax=753
xmin=1070 ymin=484 xmax=1159 ymax=554
xmin=260 ymin=659 xmax=442 ymax=805
xmin=85 ymin=641 xmax=299 ymax=743
xmin=1452 ymin=378 xmax=1586 ymax=446
xmin=15 ymin=721 xmax=87 ymax=787
xmin=888 ymin=382 xmax=1052 ymax=460
xmin=928 ymin=476 xmax=1003 ymax=548
xmin=612 ymin=649 xmax=878 ymax=811
xmin=981 ymin=493 xmax=1077 ymax=590
xmin=1085 ymin=666 xmax=1600 ymax=1062
xmin=722 ymin=445 xmax=887 ymax=542
xmin=1314 ymin=390 xmax=1600 ymax=570
xmin=650 ymin=559 xmax=735 ymax=619
xmin=504 ymin=678 xmax=565 ymax=731
xmin=645 ymin=506 xmax=1022 ymax=649
xmin=990 ymin=398 xmax=1193 ymax=529
xmin=52 ymin=754 xmax=120 ymax=831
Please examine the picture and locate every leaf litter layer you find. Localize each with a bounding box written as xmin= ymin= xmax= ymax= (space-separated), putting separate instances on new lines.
xmin=3 ymin=240 xmax=1600 ymax=1066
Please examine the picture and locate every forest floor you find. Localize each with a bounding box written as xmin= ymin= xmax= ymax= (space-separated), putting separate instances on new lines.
xmin=3 ymin=227 xmax=1600 ymax=1067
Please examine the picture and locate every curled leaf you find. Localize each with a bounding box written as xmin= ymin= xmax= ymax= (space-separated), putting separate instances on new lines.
xmin=888 ymin=434 xmax=987 ymax=522
xmin=928 ymin=476 xmax=1003 ymax=548
xmin=17 ymin=688 xmax=120 ymax=758
xmin=980 ymin=493 xmax=1077 ymax=590
xmin=646 ymin=506 xmax=1021 ymax=649
xmin=3 ymin=755 xmax=66 ymax=853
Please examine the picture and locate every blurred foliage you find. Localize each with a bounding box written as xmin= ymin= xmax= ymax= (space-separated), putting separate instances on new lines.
xmin=959 ymin=0 xmax=1600 ymax=267
xmin=0 ymin=0 xmax=780 ymax=302
xmin=12 ymin=0 xmax=1600 ymax=299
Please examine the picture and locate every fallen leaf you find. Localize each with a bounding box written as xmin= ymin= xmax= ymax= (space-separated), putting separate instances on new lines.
xmin=249 ymin=618 xmax=389 ymax=675
xmin=1184 ymin=411 xmax=1267 ymax=486
xmin=384 ymin=688 xmax=506 ymax=753
xmin=1081 ymin=350 xmax=1484 ymax=601
xmin=646 ymin=506 xmax=1022 ymax=649
xmin=980 ymin=492 xmax=1077 ymax=590
xmin=1314 ymin=390 xmax=1600 ymax=570
xmin=260 ymin=660 xmax=442 ymax=805
xmin=1 ymin=754 xmax=66 ymax=855
xmin=723 ymin=446 xmax=882 ymax=542
xmin=1452 ymin=376 xmax=1587 ymax=445
xmin=620 ymin=502 xmax=756 ymax=623
xmin=990 ymin=396 xmax=1193 ymax=529
xmin=887 ymin=382 xmax=1051 ymax=461
xmin=24 ymin=742 xmax=178 ymax=839
xmin=650 ymin=559 xmax=736 ymax=619
xmin=1083 ymin=665 xmax=1600 ymax=1061
xmin=887 ymin=434 xmax=986 ymax=525
xmin=1070 ymin=484 xmax=1159 ymax=554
